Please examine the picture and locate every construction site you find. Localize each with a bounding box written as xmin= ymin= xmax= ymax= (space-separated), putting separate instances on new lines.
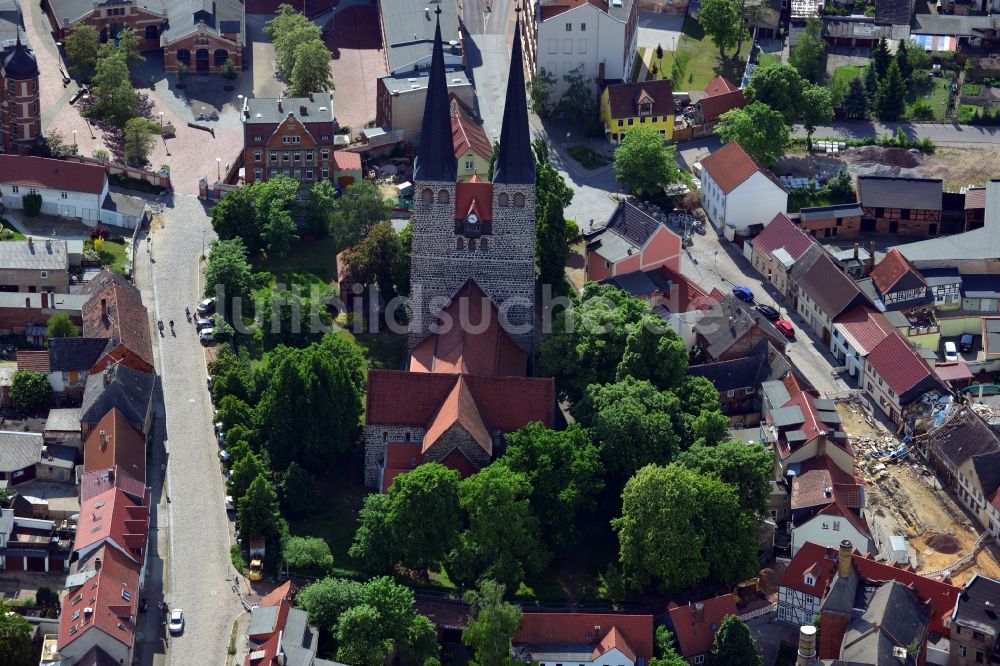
xmin=840 ymin=399 xmax=1000 ymax=586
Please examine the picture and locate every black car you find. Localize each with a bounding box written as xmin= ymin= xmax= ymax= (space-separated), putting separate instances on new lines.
xmin=755 ymin=304 xmax=780 ymax=320
xmin=196 ymin=298 xmax=216 ymax=316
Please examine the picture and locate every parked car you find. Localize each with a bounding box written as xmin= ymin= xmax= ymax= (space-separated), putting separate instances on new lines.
xmin=195 ymin=316 xmax=214 ymax=331
xmin=775 ymin=319 xmax=795 ymax=338
xmin=219 ymin=449 xmax=231 ymax=463
xmin=196 ymin=298 xmax=216 ymax=316
xmin=944 ymin=341 xmax=958 ymax=362
xmin=199 ymin=328 xmax=215 ymax=344
xmin=168 ymin=609 xmax=184 ymax=635
xmin=960 ymin=334 xmax=974 ymax=353
xmin=207 ymin=376 xmax=214 ymax=392
xmin=732 ymin=286 xmax=754 ymax=303
xmin=225 ymin=496 xmax=234 ymax=511
xmin=755 ymin=304 xmax=780 ymax=320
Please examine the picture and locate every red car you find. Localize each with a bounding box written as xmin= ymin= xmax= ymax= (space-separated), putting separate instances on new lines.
xmin=775 ymin=319 xmax=795 ymax=338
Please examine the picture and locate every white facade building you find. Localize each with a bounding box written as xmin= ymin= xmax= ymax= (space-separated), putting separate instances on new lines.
xmin=698 ymin=143 xmax=788 ymax=241
xmin=790 ymin=508 xmax=872 ymax=557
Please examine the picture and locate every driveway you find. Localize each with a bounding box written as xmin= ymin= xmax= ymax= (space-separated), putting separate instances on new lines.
xmin=636 ymin=12 xmax=685 ymax=51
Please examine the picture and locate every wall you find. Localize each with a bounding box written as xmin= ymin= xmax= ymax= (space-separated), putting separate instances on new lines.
xmin=800 ymin=214 xmax=861 ymax=238
xmin=377 ymin=78 xmax=475 ymax=147
xmin=457 ymin=148 xmax=490 ymax=180
xmin=0 ymin=266 xmax=68 ymax=293
xmin=49 ymin=3 xmax=163 ymax=50
xmin=861 ymin=206 xmax=941 ymax=236
xmin=863 ymin=361 xmax=902 ymax=422
xmin=163 ymin=27 xmax=244 ymax=73
xmin=68 ymin=155 xmax=171 ymax=191
xmin=0 ymin=304 xmax=80 ymax=334
xmin=0 ymin=182 xmax=103 ymax=222
xmin=362 ymin=425 xmax=428 ymax=490
xmin=725 ymin=171 xmax=789 ymax=235
xmin=777 ymin=586 xmax=821 ymax=626
xmin=938 ymin=315 xmax=984 ymax=337
xmin=246 ymin=114 xmax=332 ymax=185
xmin=640 ymin=225 xmax=681 ymax=273
xmin=537 ymin=4 xmax=626 ymax=97
xmin=796 ymin=288 xmax=833 ymax=344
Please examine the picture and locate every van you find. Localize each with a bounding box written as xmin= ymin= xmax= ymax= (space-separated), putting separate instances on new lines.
xmin=944 ymin=341 xmax=958 ymax=362
xmin=960 ymin=334 xmax=974 ymax=353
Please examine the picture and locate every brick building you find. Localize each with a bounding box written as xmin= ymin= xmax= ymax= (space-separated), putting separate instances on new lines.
xmin=44 ymin=0 xmax=245 ymax=73
xmin=241 ymin=93 xmax=339 ymax=186
xmin=0 ymin=4 xmax=40 ymax=155
xmin=858 ymin=176 xmax=943 ymax=236
xmin=798 ymin=202 xmax=864 ymax=238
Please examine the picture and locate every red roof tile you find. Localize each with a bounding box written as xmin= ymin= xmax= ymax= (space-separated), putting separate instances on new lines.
xmin=16 ymin=350 xmax=51 ymax=373
xmin=666 ymin=595 xmax=739 ymax=658
xmin=82 ymin=280 xmax=154 ymax=372
xmin=790 ymin=469 xmax=834 ymax=510
xmin=451 ymin=95 xmax=492 ymax=162
xmin=74 ymin=486 xmax=149 ymax=565
xmin=539 ymin=0 xmax=607 ymax=19
xmin=698 ymin=89 xmax=747 ymax=122
xmin=777 ymin=541 xmax=839 ymax=598
xmin=833 ymin=483 xmax=864 ymax=509
xmin=515 ymin=613 xmax=654 ymax=661
xmin=606 ymin=79 xmax=675 ymax=120
xmin=332 ymin=150 xmax=362 ymax=172
xmin=593 ymin=626 xmax=636 ymax=662
xmin=870 ymin=249 xmax=926 ymax=295
xmin=797 ymin=455 xmax=857 ymax=485
xmin=423 ymin=375 xmax=493 ymax=455
xmin=751 ymin=213 xmax=817 ymax=263
xmin=245 ymin=631 xmax=281 ymax=666
xmin=700 ymin=142 xmax=787 ymax=195
xmin=83 ymin=409 xmax=146 ymax=484
xmin=80 ymin=466 xmax=146 ymax=503
xmin=965 ymin=187 xmax=986 ymax=210
xmin=935 ymin=360 xmax=973 ymax=383
xmin=659 ymin=265 xmax=712 ymax=312
xmin=833 ymin=305 xmax=895 ymax=356
xmin=703 ymin=76 xmax=739 ymax=96
xmin=454 ymin=180 xmax=493 ymax=222
xmin=0 ymin=155 xmax=107 ymax=195
xmin=866 ymin=331 xmax=936 ymax=397
xmin=58 ymin=544 xmax=140 ymax=654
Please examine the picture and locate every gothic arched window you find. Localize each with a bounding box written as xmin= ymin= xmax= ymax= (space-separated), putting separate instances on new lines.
xmin=513 ymin=192 xmax=526 ymax=207
xmin=437 ymin=189 xmax=450 ymax=204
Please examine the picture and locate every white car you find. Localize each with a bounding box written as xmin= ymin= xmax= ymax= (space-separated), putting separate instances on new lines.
xmin=944 ymin=341 xmax=959 ymax=362
xmin=168 ymin=609 xmax=184 ymax=634
xmin=199 ymin=328 xmax=215 ymax=344
xmin=225 ymin=495 xmax=234 ymax=511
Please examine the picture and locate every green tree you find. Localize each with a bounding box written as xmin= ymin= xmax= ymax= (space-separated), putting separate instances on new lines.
xmin=86 ymin=51 xmax=140 ymax=127
xmin=875 ymin=60 xmax=906 ymax=121
xmin=462 ymin=580 xmax=522 ymax=666
xmin=259 ymin=289 xmax=330 ymax=349
xmin=123 ymin=117 xmax=156 ymax=168
xmin=677 ymin=441 xmax=774 ymax=516
xmin=349 ymin=493 xmax=395 ymax=573
xmin=716 ymin=102 xmax=790 ymax=166
xmin=613 ymin=464 xmax=758 ymax=591
xmin=613 ymin=125 xmax=681 ymax=196
xmin=843 ymin=76 xmax=869 ymax=119
xmin=450 ymin=464 xmax=549 ymax=590
xmin=800 ymin=85 xmax=835 ymax=151
xmin=616 ymin=315 xmax=689 ymax=388
xmin=535 ymin=181 xmax=569 ymax=293
xmin=111 ymin=27 xmax=145 ymax=71
xmin=863 ymin=64 xmax=878 ymax=99
xmin=227 ymin=450 xmax=270 ymax=503
xmin=64 ymin=24 xmax=101 ymax=80
xmin=676 ymin=375 xmax=730 ymax=446
xmin=386 ymin=463 xmax=462 ymax=572
xmin=790 ymin=17 xmax=827 ymax=84
xmin=263 ymin=207 xmax=299 ymax=256
xmin=337 ymin=604 xmax=392 ymax=666
xmin=528 ymin=67 xmax=557 ymax=116
xmin=710 ymin=615 xmax=762 ymax=666
xmin=290 ymin=39 xmax=335 ymax=97
xmin=745 ymin=63 xmax=807 ymax=123
xmin=217 ymin=394 xmax=254 ymax=433
xmin=10 ymin=371 xmax=51 ymax=412
xmin=210 ymin=186 xmax=261 ymax=251
xmin=221 ymin=60 xmax=239 ymax=82
xmin=280 ymin=462 xmax=315 ymax=519
xmin=498 ymin=423 xmax=604 ymax=553
xmin=47 ymin=312 xmax=79 ymax=338
xmin=871 ymin=37 xmax=891 ymax=77
xmin=237 ymin=473 xmax=282 ymax=542
xmin=0 ymin=601 xmax=33 ymax=666
xmin=283 ymin=536 xmax=334 ymax=575
xmin=297 ymin=577 xmax=365 ymax=632
xmin=343 ymin=222 xmax=406 ymax=304
xmin=204 ymin=238 xmax=255 ymax=322
xmin=895 ymin=37 xmax=912 ymax=79
xmin=555 ymin=65 xmax=594 ymax=123
xmin=330 ymin=180 xmax=393 ymax=249
xmin=700 ymin=0 xmax=745 ymax=58
xmin=211 ymin=176 xmax=302 ymax=254
xmin=652 ymin=627 xmax=689 ymax=666
xmin=303 ymin=179 xmax=336 ymax=238
xmin=266 ymin=6 xmax=323 ymax=79
xmin=404 ymin=614 xmax=440 ymax=665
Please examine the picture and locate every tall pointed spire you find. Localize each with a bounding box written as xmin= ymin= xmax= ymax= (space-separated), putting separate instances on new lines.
xmin=413 ymin=7 xmax=457 ymax=183
xmin=493 ymin=6 xmax=535 ymax=185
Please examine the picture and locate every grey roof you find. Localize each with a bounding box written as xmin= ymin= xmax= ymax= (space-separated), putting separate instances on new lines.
xmin=243 ymin=93 xmax=336 ymax=126
xmin=926 ymin=409 xmax=1000 ymax=471
xmin=822 ymin=567 xmax=861 ymax=615
xmin=48 ymin=338 xmax=109 ymax=372
xmin=796 ymin=253 xmax=869 ymax=320
xmin=972 ymin=451 xmax=1000 ymax=498
xmin=102 ymin=192 xmax=147 ymax=220
xmin=825 ymin=245 xmax=871 ymax=264
xmin=857 ymin=176 xmax=943 ymax=211
xmin=248 ymin=605 xmax=279 ymax=636
xmin=693 ymin=294 xmax=789 ymax=359
xmin=379 ymin=67 xmax=470 ymax=95
xmin=785 ymin=430 xmax=808 ymax=443
xmin=412 ymin=13 xmax=457 ymax=183
xmin=281 ymin=608 xmax=318 ymax=666
xmin=920 ymin=267 xmax=962 ymax=287
xmin=814 ymin=398 xmax=836 ymax=410
xmin=80 ymin=365 xmax=154 ymax=431
xmin=45 ymin=407 xmax=82 ymax=433
xmin=988 ymin=318 xmax=1000 ymax=355
xmin=841 ymin=581 xmax=928 ymax=665
xmin=894 ymin=225 xmax=1000 ymax=263
xmin=161 ymin=0 xmax=245 ymax=47
xmin=381 ymin=0 xmax=462 ymax=72
xmin=882 ymin=309 xmax=909 ymax=328
xmin=823 ymin=16 xmax=898 ymax=40
xmin=912 ymin=13 xmax=1000 ymax=37
xmin=492 ymin=15 xmax=535 ymax=186
xmin=874 ymin=0 xmax=914 ymax=26
xmin=817 ymin=410 xmax=842 ymax=425
xmin=0 ymin=239 xmax=68 ymax=270
xmin=601 ymin=270 xmax=659 ymax=297
xmin=43 ymin=443 xmax=76 ymax=469
xmin=589 ymin=231 xmax=638 ymax=264
xmin=799 ymin=203 xmax=863 ymax=222
xmin=78 ymin=269 xmax=135 ymax=297
xmin=689 ymin=339 xmax=791 ymax=393
xmin=771 ymin=405 xmax=806 ymax=428
xmin=0 ymin=431 xmax=43 ymax=472
xmin=45 ymin=0 xmax=162 ymax=27
xmin=962 ymin=275 xmax=1000 ymax=300
xmin=604 ymin=201 xmax=667 ymax=247
xmin=762 ymin=379 xmax=791 ymax=412
xmin=789 ymin=243 xmax=824 ymax=283
xmin=953 ymin=574 xmax=1000 ymax=636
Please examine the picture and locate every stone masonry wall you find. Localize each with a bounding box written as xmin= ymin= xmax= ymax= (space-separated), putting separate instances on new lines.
xmin=362 ymin=424 xmax=426 ymax=489
xmin=422 ymin=425 xmax=491 ymax=469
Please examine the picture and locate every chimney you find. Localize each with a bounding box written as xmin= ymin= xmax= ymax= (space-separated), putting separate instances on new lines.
xmin=693 ymin=601 xmax=704 ymax=622
xmin=45 ymin=238 xmax=51 ymax=251
xmin=866 ymin=241 xmax=876 ymax=275
xmin=277 ymin=98 xmax=283 ymax=113
xmin=299 ymin=105 xmax=307 ymax=116
xmin=95 ymin=557 xmax=102 ymax=571
xmin=853 ymin=242 xmax=859 ymax=261
xmin=27 ymin=236 xmax=33 ymax=252
xmin=103 ymin=370 xmax=111 ymax=387
xmin=796 ymin=625 xmax=817 ymax=666
xmin=425 ymin=6 xmax=430 ymax=18
xmin=101 ymin=298 xmax=107 ymax=318
xmin=838 ymin=539 xmax=853 ymax=578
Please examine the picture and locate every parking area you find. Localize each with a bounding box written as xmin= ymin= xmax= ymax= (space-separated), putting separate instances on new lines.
xmin=326 ymin=5 xmax=386 ymax=132
xmin=938 ymin=333 xmax=983 ymax=363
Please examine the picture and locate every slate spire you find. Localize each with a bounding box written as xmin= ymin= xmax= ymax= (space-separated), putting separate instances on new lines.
xmin=493 ymin=6 xmax=535 ymax=185
xmin=414 ymin=7 xmax=457 ymax=183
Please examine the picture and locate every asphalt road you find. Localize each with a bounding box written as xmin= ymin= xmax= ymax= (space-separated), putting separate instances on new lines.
xmin=793 ymin=121 xmax=1000 ymax=147
xmin=146 ymin=195 xmax=241 ymax=666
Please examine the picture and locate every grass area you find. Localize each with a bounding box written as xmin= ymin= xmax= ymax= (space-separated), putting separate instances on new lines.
xmin=350 ymin=330 xmax=408 ymax=370
xmin=252 ymin=237 xmax=340 ymax=300
xmin=830 ymin=65 xmax=863 ymax=104
xmin=230 ymin=544 xmax=247 ymax=575
xmin=0 ymin=219 xmax=26 ymax=241
xmin=909 ymin=77 xmax=952 ymax=121
xmin=227 ymin=618 xmax=239 ymax=655
xmin=787 ymin=190 xmax=841 ymax=213
xmin=567 ymin=144 xmax=607 ymax=170
xmin=959 ymin=104 xmax=984 ymax=124
xmin=86 ymin=238 xmax=128 ymax=275
xmin=757 ymin=52 xmax=780 ymax=68
xmin=962 ymin=83 xmax=982 ymax=96
xmin=636 ymin=17 xmax=750 ymax=91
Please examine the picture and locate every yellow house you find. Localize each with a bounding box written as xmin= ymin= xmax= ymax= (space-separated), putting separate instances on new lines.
xmin=600 ymin=79 xmax=676 ymax=144
xmin=450 ymin=95 xmax=492 ymax=181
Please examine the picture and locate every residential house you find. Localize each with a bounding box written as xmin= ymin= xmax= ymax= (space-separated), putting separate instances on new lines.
xmin=768 ymin=387 xmax=854 ymax=481
xmin=241 ymin=94 xmax=338 ymax=186
xmin=794 ymin=251 xmax=870 ymax=347
xmin=836 ymin=580 xmax=930 ymax=663
xmin=0 ymin=291 xmax=87 ymax=337
xmin=71 ymin=485 xmax=149 ymax=580
xmin=693 ymin=293 xmax=789 ymax=362
xmin=869 ymin=248 xmax=933 ymax=314
xmin=364 ymin=281 xmax=555 ymax=491
xmin=451 ymin=96 xmax=492 ymax=181
xmin=964 ymin=186 xmax=986 ymax=231
xmin=665 ymin=595 xmax=738 ymax=665
xmin=858 ymin=176 xmax=943 ymax=237
xmin=0 ymin=156 xmax=104 ymax=224
xmin=698 ymin=142 xmax=788 ymax=240
xmin=798 ymin=203 xmax=864 ymax=239
xmin=523 ymin=0 xmax=639 ymax=100
xmin=375 ymin=68 xmax=474 ymax=148
xmin=0 ymin=237 xmax=68 ymax=292
xmin=0 ymin=430 xmax=42 ymax=485
xmin=585 ymin=200 xmax=682 ymax=282
xmin=950 ymin=574 xmax=1000 ymax=666
xmin=863 ymin=330 xmax=944 ymax=424
xmin=821 ymin=15 xmax=904 ymax=48
xmin=80 ymin=466 xmax=146 ymax=504
xmin=825 ymin=242 xmax=872 ymax=279
xmin=831 ymin=305 xmax=894 ymax=378
xmin=911 ymin=13 xmax=1000 ymax=49
xmin=45 ymin=0 xmax=245 ymax=72
xmin=0 ymin=507 xmax=71 ymax=572
xmin=788 ymin=469 xmax=871 ymax=556
xmin=46 ymin=337 xmax=110 ymax=399
xmin=688 ymin=339 xmax=793 ymax=427
xmin=512 ymin=612 xmax=654 ymax=666
xmin=82 ymin=274 xmax=154 ymax=375
xmin=776 ymin=541 xmax=839 ymax=626
xmin=693 ymin=76 xmax=746 ymax=124
xmin=80 ymin=364 xmax=155 ymax=437
xmin=787 ymin=243 xmax=824 ymax=310
xmin=918 ymin=268 xmax=963 ymax=312
xmin=600 ymin=78 xmax=675 ymax=144
xmin=243 ymin=582 xmax=332 ymax=666
xmin=378 ymin=0 xmax=464 ymax=73
xmin=749 ymin=212 xmax=818 ymax=296
xmin=83 ymin=409 xmax=146 ymax=485
xmin=35 ymin=442 xmax=75 ymax=483
xmin=44 ymin=407 xmax=82 ymax=449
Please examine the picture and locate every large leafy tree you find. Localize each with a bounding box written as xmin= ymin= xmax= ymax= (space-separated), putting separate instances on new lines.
xmin=210 ymin=176 xmax=301 ymax=255
xmin=462 ymin=580 xmax=523 ymax=666
xmin=237 ymin=473 xmax=282 ymax=543
xmin=875 ymin=59 xmax=906 ymax=121
xmin=331 ymin=181 xmax=393 ymax=250
xmin=86 ymin=51 xmax=140 ymax=127
xmin=800 ymin=85 xmax=835 ymax=151
xmin=290 ymin=38 xmax=335 ymax=97
xmin=297 ymin=577 xmax=365 ymax=633
xmin=259 ymin=289 xmax=331 ymax=349
xmin=498 ymin=423 xmax=604 ymax=553
xmin=528 ymin=67 xmax=557 ymax=116
xmin=349 ymin=493 xmax=395 ymax=573
xmin=745 ymin=64 xmax=807 ymax=123
xmin=106 ymin=27 xmax=145 ymax=71
xmin=710 ymin=615 xmax=762 ymax=666
xmin=227 ymin=450 xmax=270 ymax=504
xmin=843 ymin=76 xmax=869 ymax=119
xmin=335 ymin=577 xmax=437 ymax=666
xmin=535 ymin=147 xmax=574 ymax=293
xmin=677 ymin=441 xmax=774 ymax=517
xmin=613 ymin=464 xmax=758 ymax=591
xmin=0 ymin=601 xmax=33 ymax=666
xmin=343 ymin=222 xmax=407 ymax=304
xmin=677 ymin=375 xmax=729 ymax=447
xmin=790 ymin=18 xmax=826 ymax=84
xmin=302 ymin=180 xmax=336 ymax=238
xmin=716 ymin=102 xmax=790 ymax=167
xmin=652 ymin=627 xmax=689 ymax=666
xmin=265 ymin=6 xmax=322 ymax=79
xmin=280 ymin=461 xmax=315 ymax=519
xmin=700 ymin=0 xmax=745 ymax=58
xmin=386 ymin=463 xmax=462 ymax=572
xmin=555 ymin=65 xmax=594 ymax=122
xmin=47 ymin=312 xmax=79 ymax=338
xmin=64 ymin=24 xmax=101 ymax=80
xmin=616 ymin=315 xmax=688 ymax=388
xmin=203 ymin=238 xmax=255 ymax=323
xmin=123 ymin=118 xmax=156 ymax=168
xmin=337 ymin=604 xmax=392 ymax=666
xmin=283 ymin=536 xmax=334 ymax=575
xmin=10 ymin=371 xmax=51 ymax=413
xmin=613 ymin=125 xmax=682 ymax=196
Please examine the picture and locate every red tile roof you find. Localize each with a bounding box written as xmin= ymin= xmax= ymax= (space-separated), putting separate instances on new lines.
xmin=594 ymin=626 xmax=636 ymax=663
xmin=451 ymin=95 xmax=493 ymax=162
xmin=935 ymin=360 xmax=973 ymax=383
xmin=833 ymin=305 xmax=895 ymax=356
xmin=73 ymin=486 xmax=149 ymax=565
xmin=666 ymin=595 xmax=739 ymax=658
xmin=606 ymin=79 xmax=675 ymax=120
xmin=700 ymin=141 xmax=787 ymax=195
xmin=703 ymin=75 xmax=739 ymax=96
xmin=16 ymin=350 xmax=51 ymax=373
xmin=0 ymin=155 xmax=107 ymax=195
xmin=866 ymin=331 xmax=936 ymax=397
xmin=797 ymin=455 xmax=857 ymax=485
xmin=965 ymin=187 xmax=986 ymax=210
xmin=777 ymin=542 xmax=839 ymax=598
xmin=58 ymin=544 xmax=140 ymax=654
xmin=332 ymin=150 xmax=362 ymax=172
xmin=424 ymin=375 xmax=493 ymax=455
xmin=751 ymin=213 xmax=816 ymax=263
xmin=698 ymin=89 xmax=747 ymax=122
xmin=83 ymin=409 xmax=146 ymax=484
xmin=870 ymin=248 xmax=926 ymax=295
xmin=775 ymin=390 xmax=851 ymax=460
xmin=82 ymin=279 xmax=154 ymax=372
xmin=515 ymin=613 xmax=654 ymax=661
xmin=80 ymin=466 xmax=146 ymax=503
xmin=790 ymin=469 xmax=834 ymax=510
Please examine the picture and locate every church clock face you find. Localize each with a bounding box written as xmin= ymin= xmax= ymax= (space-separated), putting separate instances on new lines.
xmin=467 ymin=213 xmax=479 ymax=226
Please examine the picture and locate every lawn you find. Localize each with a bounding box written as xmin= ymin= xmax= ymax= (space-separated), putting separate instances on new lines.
xmin=829 ymin=65 xmax=863 ymax=104
xmin=962 ymin=83 xmax=982 ymax=96
xmin=86 ymin=238 xmax=128 ymax=275
xmin=757 ymin=52 xmax=780 ymax=68
xmin=636 ymin=16 xmax=750 ymax=91
xmin=252 ymin=236 xmax=341 ymax=300
xmin=567 ymin=144 xmax=607 ymax=170
xmin=0 ymin=219 xmax=26 ymax=241
xmin=908 ymin=77 xmax=952 ymax=121
xmin=959 ymin=104 xmax=984 ymax=124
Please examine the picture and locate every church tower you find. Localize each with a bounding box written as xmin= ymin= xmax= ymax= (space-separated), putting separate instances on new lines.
xmin=408 ymin=8 xmax=537 ymax=353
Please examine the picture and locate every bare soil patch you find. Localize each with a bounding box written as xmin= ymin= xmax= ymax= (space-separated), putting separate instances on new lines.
xmin=841 ymin=146 xmax=922 ymax=168
xmin=919 ymin=147 xmax=1000 ymax=190
xmin=927 ymin=533 xmax=961 ymax=554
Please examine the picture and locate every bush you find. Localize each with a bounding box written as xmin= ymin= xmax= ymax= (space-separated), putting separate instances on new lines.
xmin=90 ymin=224 xmax=111 ymax=240
xmin=909 ymin=101 xmax=935 ymax=121
xmin=962 ymin=83 xmax=982 ymax=96
xmin=564 ymin=218 xmax=581 ymax=242
xmin=21 ymin=193 xmax=41 ymax=216
xmin=230 ymin=544 xmax=247 ymax=574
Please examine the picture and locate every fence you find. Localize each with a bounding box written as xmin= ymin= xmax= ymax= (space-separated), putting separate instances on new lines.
xmin=66 ymin=155 xmax=172 ymax=191
xmin=739 ymin=602 xmax=777 ymax=622
xmin=921 ymin=531 xmax=993 ymax=579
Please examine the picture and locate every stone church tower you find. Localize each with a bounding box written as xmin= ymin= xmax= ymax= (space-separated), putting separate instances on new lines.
xmin=408 ymin=8 xmax=537 ymax=353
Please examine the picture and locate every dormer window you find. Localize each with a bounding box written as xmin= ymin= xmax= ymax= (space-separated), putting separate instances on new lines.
xmin=804 ymin=574 xmax=814 ymax=586
xmin=637 ymin=94 xmax=654 ymax=117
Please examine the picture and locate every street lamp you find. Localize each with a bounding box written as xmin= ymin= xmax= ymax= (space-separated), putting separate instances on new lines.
xmin=158 ymin=112 xmax=164 ymax=130
xmin=72 ymin=130 xmax=77 ymax=150
xmin=216 ymin=157 xmax=222 ymax=181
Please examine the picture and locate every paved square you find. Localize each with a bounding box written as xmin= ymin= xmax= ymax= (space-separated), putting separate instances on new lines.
xmin=327 ymin=5 xmax=386 ymax=132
